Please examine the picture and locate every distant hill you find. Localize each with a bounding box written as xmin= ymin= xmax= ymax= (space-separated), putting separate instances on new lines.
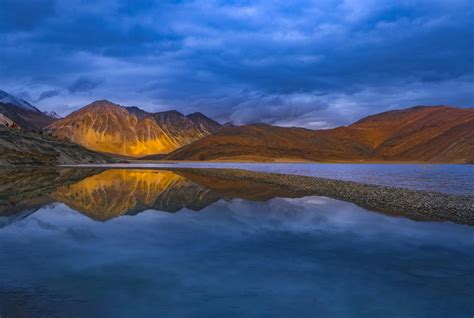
xmin=0 ymin=90 xmax=57 ymax=130
xmin=164 ymin=106 xmax=474 ymax=163
xmin=47 ymin=100 xmax=221 ymax=157
xmin=0 ymin=126 xmax=117 ymax=166
xmin=4 ymin=91 xmax=471 ymax=164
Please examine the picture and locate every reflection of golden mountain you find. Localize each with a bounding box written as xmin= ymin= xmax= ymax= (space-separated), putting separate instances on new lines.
xmin=0 ymin=168 xmax=102 ymax=224
xmin=52 ymin=169 xmax=221 ymax=221
xmin=2 ymin=168 xmax=311 ymax=223
xmin=2 ymin=168 xmax=306 ymax=223
xmin=175 ymin=169 xmax=305 ymax=201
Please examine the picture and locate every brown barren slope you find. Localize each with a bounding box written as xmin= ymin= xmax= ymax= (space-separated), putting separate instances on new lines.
xmin=0 ymin=103 xmax=57 ymax=130
xmin=0 ymin=127 xmax=116 ymax=166
xmin=164 ymin=106 xmax=474 ymax=163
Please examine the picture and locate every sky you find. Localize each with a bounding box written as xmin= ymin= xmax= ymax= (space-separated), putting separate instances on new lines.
xmin=1 ymin=0 xmax=473 ymax=128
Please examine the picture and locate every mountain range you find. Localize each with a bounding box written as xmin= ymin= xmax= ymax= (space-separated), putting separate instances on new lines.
xmin=0 ymin=90 xmax=57 ymax=130
xmin=165 ymin=106 xmax=474 ymax=163
xmin=0 ymin=89 xmax=472 ymax=164
xmin=47 ymin=100 xmax=221 ymax=157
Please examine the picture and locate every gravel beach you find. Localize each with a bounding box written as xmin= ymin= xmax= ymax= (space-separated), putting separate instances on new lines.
xmin=172 ymin=168 xmax=474 ymax=226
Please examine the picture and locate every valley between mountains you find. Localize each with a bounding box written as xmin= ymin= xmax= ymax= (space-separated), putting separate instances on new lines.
xmin=0 ymin=89 xmax=473 ymax=165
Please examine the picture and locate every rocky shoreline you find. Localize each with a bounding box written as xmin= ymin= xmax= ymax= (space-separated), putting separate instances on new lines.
xmin=170 ymin=168 xmax=474 ymax=225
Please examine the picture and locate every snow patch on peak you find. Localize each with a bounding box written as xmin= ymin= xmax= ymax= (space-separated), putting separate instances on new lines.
xmin=44 ymin=111 xmax=62 ymax=119
xmin=0 ymin=90 xmax=40 ymax=112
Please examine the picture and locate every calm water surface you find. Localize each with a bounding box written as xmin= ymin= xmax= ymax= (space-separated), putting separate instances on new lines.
xmin=78 ymin=163 xmax=474 ymax=195
xmin=0 ymin=169 xmax=473 ymax=317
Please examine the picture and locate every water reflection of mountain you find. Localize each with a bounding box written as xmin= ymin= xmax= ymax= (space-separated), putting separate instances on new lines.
xmin=52 ymin=170 xmax=222 ymax=221
xmin=0 ymin=168 xmax=305 ymax=223
xmin=176 ymin=169 xmax=305 ymax=201
xmin=0 ymin=168 xmax=103 ymax=226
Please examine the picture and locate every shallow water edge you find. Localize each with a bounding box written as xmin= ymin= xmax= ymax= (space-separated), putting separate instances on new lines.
xmin=2 ymin=166 xmax=473 ymax=225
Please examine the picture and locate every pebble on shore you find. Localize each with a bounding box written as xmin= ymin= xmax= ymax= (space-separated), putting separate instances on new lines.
xmin=172 ymin=168 xmax=474 ymax=226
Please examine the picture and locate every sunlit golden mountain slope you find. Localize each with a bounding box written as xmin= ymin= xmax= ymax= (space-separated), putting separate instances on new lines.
xmin=47 ymin=100 xmax=221 ymax=157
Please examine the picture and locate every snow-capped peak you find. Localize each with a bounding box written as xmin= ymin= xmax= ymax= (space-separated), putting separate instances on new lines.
xmin=0 ymin=90 xmax=41 ymax=112
xmin=44 ymin=111 xmax=62 ymax=119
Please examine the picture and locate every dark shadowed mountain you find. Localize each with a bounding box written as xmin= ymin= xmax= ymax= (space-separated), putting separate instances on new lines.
xmin=47 ymin=100 xmax=221 ymax=157
xmin=164 ymin=106 xmax=474 ymax=163
xmin=0 ymin=90 xmax=57 ymax=130
xmin=0 ymin=126 xmax=117 ymax=166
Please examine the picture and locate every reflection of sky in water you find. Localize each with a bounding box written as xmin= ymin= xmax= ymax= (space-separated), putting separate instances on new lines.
xmin=77 ymin=163 xmax=474 ymax=195
xmin=0 ymin=197 xmax=473 ymax=317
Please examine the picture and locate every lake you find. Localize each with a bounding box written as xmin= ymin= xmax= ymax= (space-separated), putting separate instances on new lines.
xmin=74 ymin=163 xmax=474 ymax=195
xmin=0 ymin=168 xmax=473 ymax=317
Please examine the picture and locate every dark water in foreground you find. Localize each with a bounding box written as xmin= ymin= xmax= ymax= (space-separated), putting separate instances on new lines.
xmin=0 ymin=169 xmax=473 ymax=317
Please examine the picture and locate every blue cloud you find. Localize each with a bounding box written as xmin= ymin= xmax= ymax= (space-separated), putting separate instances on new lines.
xmin=37 ymin=89 xmax=61 ymax=101
xmin=0 ymin=0 xmax=56 ymax=31
xmin=0 ymin=0 xmax=472 ymax=127
xmin=68 ymin=77 xmax=102 ymax=94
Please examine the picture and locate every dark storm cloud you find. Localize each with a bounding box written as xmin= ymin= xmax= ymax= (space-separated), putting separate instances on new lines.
xmin=37 ymin=89 xmax=61 ymax=101
xmin=68 ymin=77 xmax=102 ymax=94
xmin=0 ymin=0 xmax=472 ymax=127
